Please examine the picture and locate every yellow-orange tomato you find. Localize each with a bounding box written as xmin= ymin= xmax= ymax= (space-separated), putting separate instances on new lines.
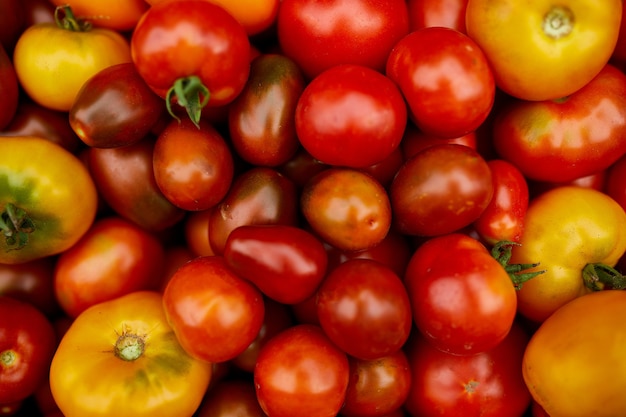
xmin=49 ymin=0 xmax=149 ymax=31
xmin=13 ymin=7 xmax=131 ymax=111
xmin=466 ymin=0 xmax=622 ymax=100
xmin=523 ymin=290 xmax=626 ymax=417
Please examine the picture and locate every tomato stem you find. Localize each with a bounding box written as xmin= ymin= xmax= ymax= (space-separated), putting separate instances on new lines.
xmin=166 ymin=76 xmax=210 ymax=129
xmin=115 ymin=332 xmax=145 ymax=362
xmin=54 ymin=5 xmax=92 ymax=31
xmin=582 ymin=263 xmax=626 ymax=291
xmin=491 ymin=241 xmax=545 ymax=290
xmin=0 ymin=203 xmax=35 ymax=251
xmin=542 ymin=6 xmax=574 ymax=39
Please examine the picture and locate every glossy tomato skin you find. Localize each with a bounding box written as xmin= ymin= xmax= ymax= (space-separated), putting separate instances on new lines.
xmin=49 ymin=0 xmax=148 ymax=31
xmin=0 ymin=257 xmax=59 ymax=317
xmin=493 ymin=64 xmax=626 ymax=183
xmin=316 ymin=259 xmax=412 ymax=360
xmin=254 ymin=324 xmax=350 ymax=417
xmin=70 ymin=62 xmax=165 ymax=148
xmin=405 ymin=321 xmax=531 ymax=417
xmin=163 ymin=256 xmax=265 ymax=363
xmin=407 ymin=0 xmax=468 ymax=33
xmin=224 ymin=224 xmax=328 ymax=304
xmin=0 ymin=296 xmax=57 ymax=406
xmin=131 ymin=0 xmax=250 ymax=106
xmin=53 ymin=216 xmax=165 ymax=318
xmin=0 ymin=44 xmax=18 ymax=130
xmin=404 ymin=233 xmax=518 ymax=355
xmin=386 ymin=26 xmax=495 ymax=138
xmin=153 ymin=118 xmax=234 ymax=211
xmin=209 ymin=167 xmax=298 ymax=255
xmin=183 ymin=209 xmax=215 ymax=257
xmin=295 ymin=64 xmax=407 ymax=168
xmin=228 ymin=54 xmax=305 ymax=167
xmin=390 ymin=144 xmax=493 ymax=237
xmin=277 ymin=0 xmax=409 ymax=79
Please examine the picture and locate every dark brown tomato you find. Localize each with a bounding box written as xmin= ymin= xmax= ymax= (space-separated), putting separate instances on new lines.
xmin=0 ymin=44 xmax=19 ymax=130
xmin=0 ymin=257 xmax=59 ymax=317
xmin=196 ymin=379 xmax=268 ymax=417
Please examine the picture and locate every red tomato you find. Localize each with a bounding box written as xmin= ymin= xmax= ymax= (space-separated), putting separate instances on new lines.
xmin=401 ymin=122 xmax=477 ymax=160
xmin=277 ymin=0 xmax=410 ymax=79
xmin=0 ymin=257 xmax=59 ymax=317
xmin=0 ymin=297 xmax=56 ymax=407
xmin=162 ymin=256 xmax=265 ymax=363
xmin=254 ymin=324 xmax=349 ymax=417
xmin=404 ymin=321 xmax=531 ymax=417
xmin=316 ymin=259 xmax=412 ymax=360
xmin=386 ymin=26 xmax=495 ymax=138
xmin=183 ymin=209 xmax=215 ymax=257
xmin=53 ymin=216 xmax=165 ymax=318
xmin=404 ymin=233 xmax=518 ymax=355
xmin=407 ymin=0 xmax=469 ymax=33
xmin=195 ymin=379 xmax=268 ymax=417
xmin=0 ymin=44 xmax=18 ymax=130
xmin=131 ymin=0 xmax=250 ymax=125
xmin=390 ymin=144 xmax=493 ymax=237
xmin=295 ymin=64 xmax=407 ymax=168
xmin=224 ymin=225 xmax=328 ymax=304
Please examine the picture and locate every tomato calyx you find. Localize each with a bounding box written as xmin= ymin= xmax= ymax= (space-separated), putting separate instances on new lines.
xmin=0 ymin=203 xmax=35 ymax=251
xmin=0 ymin=349 xmax=17 ymax=368
xmin=582 ymin=263 xmax=626 ymax=291
xmin=54 ymin=5 xmax=92 ymax=32
xmin=166 ymin=76 xmax=210 ymax=129
xmin=542 ymin=6 xmax=574 ymax=40
xmin=114 ymin=328 xmax=146 ymax=362
xmin=491 ymin=241 xmax=545 ymax=289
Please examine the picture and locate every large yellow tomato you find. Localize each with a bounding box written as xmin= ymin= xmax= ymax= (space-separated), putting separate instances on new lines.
xmin=13 ymin=6 xmax=131 ymax=111
xmin=50 ymin=291 xmax=213 ymax=417
xmin=466 ymin=0 xmax=622 ymax=101
xmin=523 ymin=290 xmax=626 ymax=417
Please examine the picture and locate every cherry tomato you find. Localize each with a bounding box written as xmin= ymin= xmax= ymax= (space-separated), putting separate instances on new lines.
xmin=195 ymin=379 xmax=268 ymax=417
xmin=49 ymin=0 xmax=148 ymax=31
xmin=183 ymin=209 xmax=215 ymax=257
xmin=407 ymin=0 xmax=468 ymax=33
xmin=401 ymin=123 xmax=477 ymax=160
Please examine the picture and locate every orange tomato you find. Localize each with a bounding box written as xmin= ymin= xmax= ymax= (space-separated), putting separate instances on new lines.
xmin=49 ymin=0 xmax=149 ymax=31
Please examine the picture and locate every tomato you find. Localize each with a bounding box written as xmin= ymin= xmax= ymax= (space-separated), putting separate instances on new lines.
xmin=153 ymin=118 xmax=234 ymax=211
xmin=390 ymin=144 xmax=493 ymax=237
xmin=301 ymin=168 xmax=392 ymax=252
xmin=228 ymin=54 xmax=304 ymax=167
xmin=224 ymin=225 xmax=328 ymax=304
xmin=162 ymin=256 xmax=265 ymax=363
xmin=254 ymin=324 xmax=350 ymax=417
xmin=404 ymin=233 xmax=518 ymax=355
xmin=359 ymin=146 xmax=405 ymax=189
xmin=401 ymin=123 xmax=477 ymax=160
xmin=0 ymin=136 xmax=98 ymax=264
xmin=407 ymin=0 xmax=468 ymax=33
xmin=13 ymin=6 xmax=132 ymax=112
xmin=605 ymin=152 xmax=626 ymax=212
xmin=611 ymin=2 xmax=626 ymax=67
xmin=473 ymin=159 xmax=529 ymax=245
xmin=523 ymin=290 xmax=626 ymax=417
xmin=0 ymin=45 xmax=18 ymax=131
xmin=49 ymin=291 xmax=213 ymax=417
xmin=69 ymin=62 xmax=165 ymax=148
xmin=316 ymin=259 xmax=412 ymax=360
xmin=21 ymin=0 xmax=55 ymax=26
xmin=511 ymin=186 xmax=626 ymax=323
xmin=195 ymin=379 xmax=268 ymax=417
xmin=87 ymin=137 xmax=186 ymax=232
xmin=183 ymin=209 xmax=215 ymax=257
xmin=493 ymin=64 xmax=626 ymax=183
xmin=386 ymin=26 xmax=495 ymax=139
xmin=278 ymin=147 xmax=329 ymax=189
xmin=405 ymin=321 xmax=531 ymax=417
xmin=277 ymin=0 xmax=409 ymax=79
xmin=131 ymin=0 xmax=250 ymax=126
xmin=49 ymin=0 xmax=148 ymax=31
xmin=0 ymin=0 xmax=24 ymax=53
xmin=0 ymin=297 xmax=56 ymax=407
xmin=466 ymin=0 xmax=622 ymax=101
xmin=0 ymin=257 xmax=59 ymax=317
xmin=53 ymin=216 xmax=165 ymax=318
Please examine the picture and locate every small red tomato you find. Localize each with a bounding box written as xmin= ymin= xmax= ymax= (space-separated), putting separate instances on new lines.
xmin=0 ymin=257 xmax=59 ymax=317
xmin=195 ymin=379 xmax=267 ymax=417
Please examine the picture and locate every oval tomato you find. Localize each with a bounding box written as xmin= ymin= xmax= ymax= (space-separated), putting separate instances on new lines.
xmin=466 ymin=0 xmax=622 ymax=100
xmin=0 ymin=136 xmax=98 ymax=264
xmin=49 ymin=291 xmax=213 ymax=417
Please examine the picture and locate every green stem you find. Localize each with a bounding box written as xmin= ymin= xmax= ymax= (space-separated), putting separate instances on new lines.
xmin=582 ymin=263 xmax=626 ymax=291
xmin=165 ymin=76 xmax=210 ymax=129
xmin=115 ymin=333 xmax=145 ymax=362
xmin=54 ymin=5 xmax=92 ymax=32
xmin=0 ymin=203 xmax=35 ymax=251
xmin=491 ymin=241 xmax=546 ymax=290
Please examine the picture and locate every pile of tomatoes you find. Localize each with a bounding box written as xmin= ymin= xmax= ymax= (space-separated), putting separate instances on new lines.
xmin=2 ymin=0 xmax=626 ymax=416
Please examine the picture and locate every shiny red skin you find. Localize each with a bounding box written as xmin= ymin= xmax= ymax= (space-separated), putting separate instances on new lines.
xmin=404 ymin=233 xmax=518 ymax=355
xmin=316 ymin=259 xmax=412 ymax=360
xmin=277 ymin=0 xmax=409 ymax=79
xmin=0 ymin=297 xmax=56 ymax=406
xmin=390 ymin=144 xmax=493 ymax=237
xmin=224 ymin=225 xmax=328 ymax=304
xmin=386 ymin=26 xmax=495 ymax=138
xmin=493 ymin=64 xmax=626 ymax=183
xmin=407 ymin=0 xmax=468 ymax=33
xmin=295 ymin=64 xmax=407 ymax=168
xmin=254 ymin=324 xmax=350 ymax=417
xmin=130 ymin=0 xmax=250 ymax=106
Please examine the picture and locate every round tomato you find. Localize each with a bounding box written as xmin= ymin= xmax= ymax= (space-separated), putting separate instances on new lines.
xmin=407 ymin=0 xmax=468 ymax=33
xmin=49 ymin=291 xmax=213 ymax=417
xmin=466 ymin=0 xmax=622 ymax=100
xmin=523 ymin=290 xmax=626 ymax=417
xmin=0 ymin=136 xmax=98 ymax=264
xmin=49 ymin=0 xmax=148 ymax=31
xmin=13 ymin=5 xmax=132 ymax=111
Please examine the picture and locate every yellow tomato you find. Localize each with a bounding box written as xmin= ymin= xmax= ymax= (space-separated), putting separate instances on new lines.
xmin=466 ymin=0 xmax=622 ymax=101
xmin=13 ymin=6 xmax=131 ymax=111
xmin=49 ymin=0 xmax=149 ymax=31
xmin=523 ymin=290 xmax=626 ymax=417
xmin=50 ymin=291 xmax=213 ymax=417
